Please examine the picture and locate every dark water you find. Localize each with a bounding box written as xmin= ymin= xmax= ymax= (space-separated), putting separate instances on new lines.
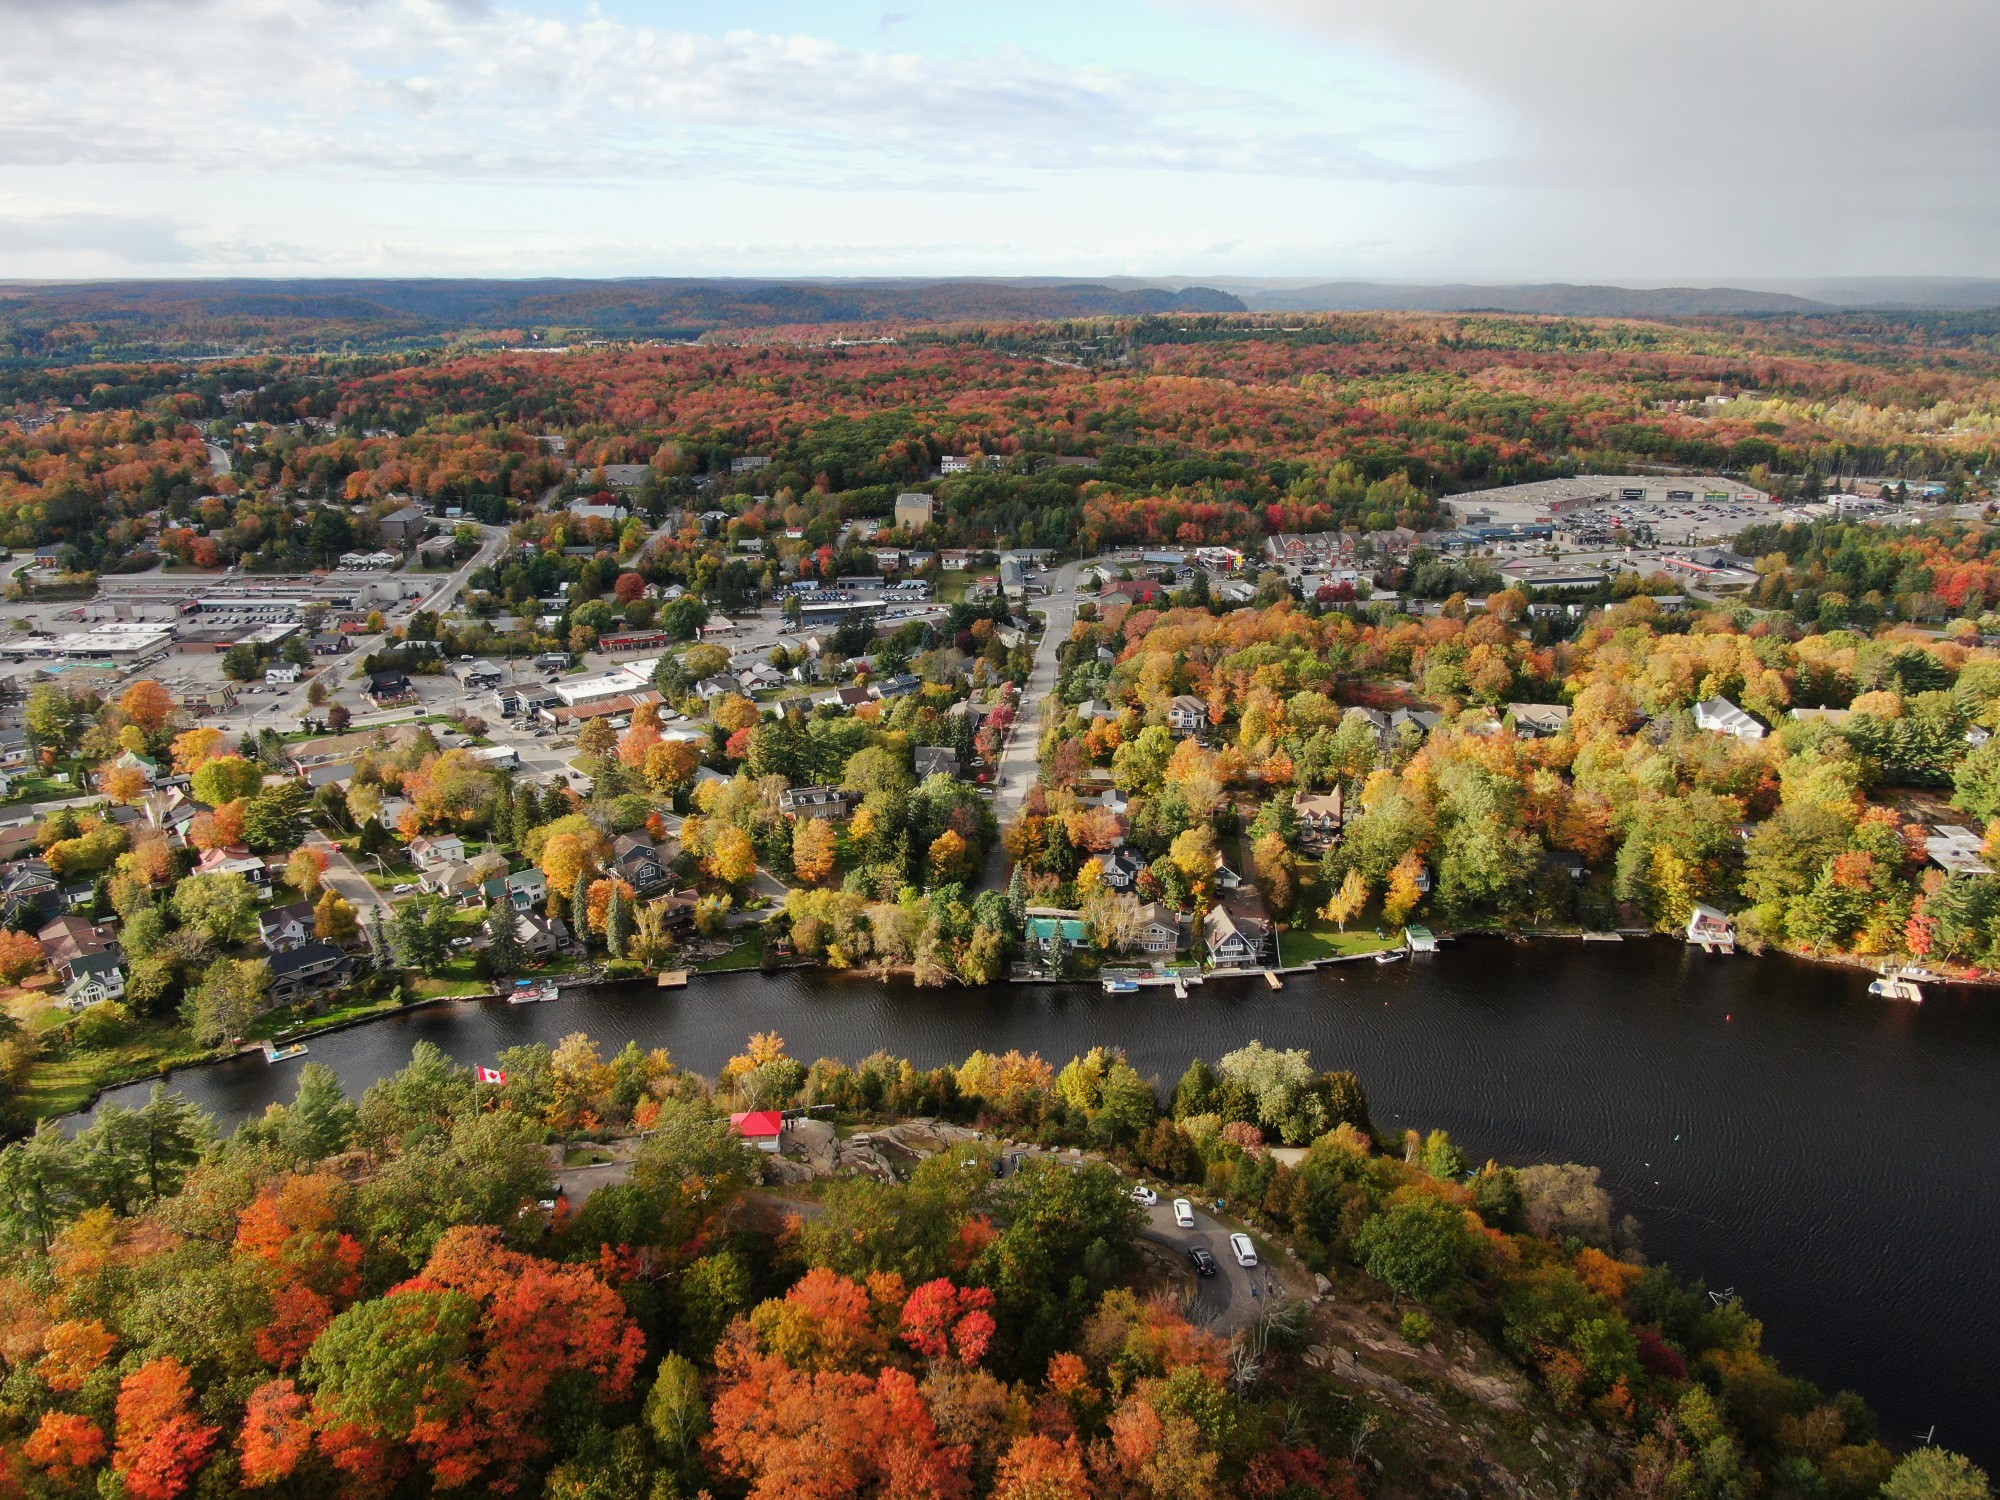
xmin=91 ymin=940 xmax=2000 ymax=1462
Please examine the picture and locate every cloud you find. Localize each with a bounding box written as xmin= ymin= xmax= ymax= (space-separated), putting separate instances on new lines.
xmin=1224 ymin=0 xmax=2000 ymax=272
xmin=0 ymin=206 xmax=195 ymax=264
xmin=0 ymin=0 xmax=1447 ymax=187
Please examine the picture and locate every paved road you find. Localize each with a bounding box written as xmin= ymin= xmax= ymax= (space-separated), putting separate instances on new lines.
xmin=1137 ymin=1197 xmax=1277 ymax=1334
xmin=980 ymin=558 xmax=1083 ymax=890
xmin=306 ymin=829 xmax=393 ymax=920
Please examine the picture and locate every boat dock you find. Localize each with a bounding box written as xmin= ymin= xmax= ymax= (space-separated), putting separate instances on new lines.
xmin=1263 ymin=970 xmax=1282 ymax=990
xmin=657 ymin=970 xmax=690 ymax=988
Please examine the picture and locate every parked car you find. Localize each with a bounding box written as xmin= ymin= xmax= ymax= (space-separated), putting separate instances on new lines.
xmin=1229 ymin=1233 xmax=1258 ymax=1268
xmin=391 ymin=883 xmax=416 ymax=894
xmin=1188 ymin=1246 xmax=1217 ymax=1277
xmin=1173 ymin=1198 xmax=1195 ymax=1229
xmin=1130 ymin=1185 xmax=1158 ymax=1208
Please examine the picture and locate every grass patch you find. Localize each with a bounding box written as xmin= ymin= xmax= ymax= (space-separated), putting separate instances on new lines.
xmin=0 ymin=773 xmax=79 ymax=808
xmin=1279 ymin=923 xmax=1401 ymax=965
xmin=409 ymin=975 xmax=494 ymax=998
xmin=21 ymin=1024 xmax=208 ymax=1120
xmin=697 ymin=942 xmax=764 ymax=973
xmin=934 ymin=571 xmax=971 ymax=604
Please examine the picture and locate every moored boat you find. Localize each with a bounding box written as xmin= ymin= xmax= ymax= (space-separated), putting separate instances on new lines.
xmin=1868 ymin=967 xmax=1924 ymax=1003
xmin=1102 ymin=978 xmax=1139 ymax=994
xmin=263 ymin=1042 xmax=308 ymax=1063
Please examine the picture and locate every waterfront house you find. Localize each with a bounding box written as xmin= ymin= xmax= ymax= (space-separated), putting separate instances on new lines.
xmin=1685 ymin=905 xmax=1736 ymax=953
xmin=1924 ymin=825 xmax=1994 ymax=877
xmin=1203 ymin=897 xmax=1272 ymax=970
xmin=1132 ymin=902 xmax=1188 ymax=955
xmin=266 ymin=941 xmax=355 ymax=1006
xmin=1024 ymin=908 xmax=1092 ymax=951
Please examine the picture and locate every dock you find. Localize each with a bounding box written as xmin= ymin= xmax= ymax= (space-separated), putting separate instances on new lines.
xmin=657 ymin=970 xmax=690 ymax=988
xmin=1263 ymin=970 xmax=1282 ymax=990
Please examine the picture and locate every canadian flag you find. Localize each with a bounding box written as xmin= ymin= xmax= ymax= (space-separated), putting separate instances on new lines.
xmin=474 ymin=1066 xmax=508 ymax=1085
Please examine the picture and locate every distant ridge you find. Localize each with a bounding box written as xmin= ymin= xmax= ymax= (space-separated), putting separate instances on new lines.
xmin=0 ymin=277 xmax=1245 ymax=353
xmin=1228 ymin=281 xmax=1826 ymax=316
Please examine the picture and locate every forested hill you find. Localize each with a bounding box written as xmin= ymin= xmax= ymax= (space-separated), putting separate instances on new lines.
xmin=0 ymin=278 xmax=1245 ymax=359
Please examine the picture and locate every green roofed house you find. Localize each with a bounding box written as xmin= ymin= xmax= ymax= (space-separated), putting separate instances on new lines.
xmin=1024 ymin=909 xmax=1091 ymax=950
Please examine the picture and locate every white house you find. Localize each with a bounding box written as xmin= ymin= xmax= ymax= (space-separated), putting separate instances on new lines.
xmin=1693 ymin=697 xmax=1766 ymax=741
xmin=1166 ymin=696 xmax=1209 ymax=734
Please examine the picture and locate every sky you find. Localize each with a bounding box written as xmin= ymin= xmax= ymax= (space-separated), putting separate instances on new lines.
xmin=0 ymin=0 xmax=1994 ymax=283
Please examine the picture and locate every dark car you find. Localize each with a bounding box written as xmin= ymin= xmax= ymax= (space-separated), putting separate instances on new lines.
xmin=1188 ymin=1246 xmax=1218 ymax=1277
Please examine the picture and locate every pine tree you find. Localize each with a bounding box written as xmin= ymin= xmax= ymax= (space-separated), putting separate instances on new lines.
xmin=1005 ymin=864 xmax=1028 ymax=929
xmin=572 ymin=870 xmax=593 ymax=949
xmin=485 ymin=902 xmax=525 ymax=976
xmin=606 ymin=885 xmax=632 ymax=959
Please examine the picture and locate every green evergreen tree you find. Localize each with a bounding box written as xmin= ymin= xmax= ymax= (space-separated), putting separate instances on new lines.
xmin=484 ymin=901 xmax=526 ymax=976
xmin=283 ymin=1063 xmax=358 ymax=1162
xmin=572 ymin=870 xmax=594 ymax=950
xmin=606 ymin=884 xmax=632 ymax=959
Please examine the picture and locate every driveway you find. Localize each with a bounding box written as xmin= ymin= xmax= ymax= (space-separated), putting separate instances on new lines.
xmin=306 ymin=830 xmax=392 ymax=920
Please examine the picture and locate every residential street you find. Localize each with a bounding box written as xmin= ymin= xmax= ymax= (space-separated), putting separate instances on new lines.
xmin=980 ymin=557 xmax=1082 ymax=890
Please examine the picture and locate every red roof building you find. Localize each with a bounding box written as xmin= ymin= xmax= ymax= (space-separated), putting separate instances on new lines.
xmin=729 ymin=1110 xmax=786 ymax=1152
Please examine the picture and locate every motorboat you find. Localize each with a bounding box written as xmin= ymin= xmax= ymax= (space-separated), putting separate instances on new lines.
xmin=1373 ymin=948 xmax=1405 ymax=965
xmin=508 ymin=981 xmax=559 ymax=1005
xmin=1102 ymin=978 xmax=1140 ymax=994
xmin=1867 ymin=968 xmax=1924 ymax=1003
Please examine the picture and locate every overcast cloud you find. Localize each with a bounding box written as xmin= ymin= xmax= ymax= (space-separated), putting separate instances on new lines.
xmin=0 ymin=0 xmax=1990 ymax=279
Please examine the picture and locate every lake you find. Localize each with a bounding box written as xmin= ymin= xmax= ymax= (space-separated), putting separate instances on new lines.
xmin=90 ymin=938 xmax=2000 ymax=1462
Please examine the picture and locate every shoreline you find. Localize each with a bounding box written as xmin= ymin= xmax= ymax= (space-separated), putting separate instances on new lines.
xmin=58 ymin=928 xmax=1988 ymax=1125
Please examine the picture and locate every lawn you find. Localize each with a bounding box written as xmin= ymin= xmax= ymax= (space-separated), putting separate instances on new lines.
xmin=934 ymin=571 xmax=971 ymax=604
xmin=19 ymin=1018 xmax=209 ymax=1120
xmin=698 ymin=941 xmax=764 ymax=973
xmin=1278 ymin=922 xmax=1401 ymax=966
xmin=0 ymin=772 xmax=83 ymax=809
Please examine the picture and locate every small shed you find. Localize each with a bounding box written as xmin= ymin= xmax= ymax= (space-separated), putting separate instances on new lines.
xmin=730 ymin=1110 xmax=786 ymax=1153
xmin=1404 ymin=925 xmax=1438 ymax=954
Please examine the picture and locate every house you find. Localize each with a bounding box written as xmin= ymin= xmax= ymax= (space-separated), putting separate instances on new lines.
xmin=377 ymin=504 xmax=430 ymax=545
xmin=408 ymin=835 xmax=467 ymax=871
xmin=1166 ymin=696 xmax=1209 ymax=734
xmin=729 ymin=455 xmax=773 ymax=476
xmin=1693 ymin=697 xmax=1766 ymax=741
xmin=611 ymin=833 xmax=668 ymax=892
xmin=365 ymin=671 xmax=418 ymax=708
xmin=894 ymin=492 xmax=934 ymax=532
xmin=1506 ymin=703 xmax=1572 ymax=739
xmin=779 ymin=786 xmax=854 ymax=820
xmin=423 ymin=861 xmax=488 ymax=902
xmin=1203 ymin=897 xmax=1272 ymax=970
xmin=453 ymin=660 xmax=503 ymax=690
xmin=1131 ymin=902 xmax=1187 ymax=955
xmin=1925 ymin=825 xmax=1994 ymax=877
xmin=0 ymin=728 xmax=29 ymax=769
xmin=654 ymin=888 xmax=701 ymax=932
xmin=913 ymin=745 xmax=961 ymax=782
xmin=1076 ymin=699 xmax=1116 ymax=724
xmin=265 ymin=663 xmax=302 ymax=685
xmin=812 ymin=685 xmax=874 ymax=711
xmin=872 ymin=674 xmax=922 ymax=701
xmin=38 ymin=915 xmax=120 ymax=985
xmin=939 ymin=549 xmax=973 ymax=570
xmin=258 ymin=901 xmax=318 ymax=953
xmin=601 ymin=463 xmax=650 ymax=490
xmin=108 ymin=749 xmax=163 ymax=786
xmin=1101 ymin=579 xmax=1165 ymax=605
xmin=730 ymin=1110 xmax=786 ymax=1152
xmin=1291 ymin=788 xmax=1344 ymax=845
xmin=1686 ymin=904 xmax=1736 ymax=953
xmin=510 ymin=910 xmax=563 ymax=958
xmin=195 ymin=845 xmax=270 ymax=886
xmin=506 ymin=869 xmax=549 ymax=909
xmin=694 ymin=673 xmax=744 ymax=702
xmin=266 ymin=941 xmax=356 ymax=1005
xmin=1025 ymin=910 xmax=1092 ymax=950
xmin=1099 ymin=848 xmax=1145 ymax=891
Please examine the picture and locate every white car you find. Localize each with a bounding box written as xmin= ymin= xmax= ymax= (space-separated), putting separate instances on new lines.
xmin=1229 ymin=1233 xmax=1259 ymax=1268
xmin=1130 ymin=1185 xmax=1159 ymax=1208
xmin=391 ymin=883 xmax=416 ymax=894
xmin=1172 ymin=1198 xmax=1195 ymax=1229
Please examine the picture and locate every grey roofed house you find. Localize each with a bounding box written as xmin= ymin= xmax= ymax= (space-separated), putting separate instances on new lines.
xmin=1202 ymin=896 xmax=1272 ymax=969
xmin=872 ymin=674 xmax=922 ymax=700
xmin=913 ymin=745 xmax=960 ymax=780
xmin=258 ymin=901 xmax=318 ymax=952
xmin=1166 ymin=695 xmax=1208 ymax=733
xmin=1099 ymin=847 xmax=1145 ymax=890
xmin=1131 ymin=901 xmax=1187 ymax=954
xmin=0 ymin=727 xmax=29 ymax=767
xmin=1506 ymin=703 xmax=1572 ymax=738
xmin=611 ymin=833 xmax=668 ymax=891
xmin=779 ymin=785 xmax=854 ymax=819
xmin=266 ymin=941 xmax=355 ymax=1004
xmin=600 ymin=463 xmax=650 ymax=490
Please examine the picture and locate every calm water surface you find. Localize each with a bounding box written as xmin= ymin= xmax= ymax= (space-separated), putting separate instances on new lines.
xmin=92 ymin=939 xmax=2000 ymax=1462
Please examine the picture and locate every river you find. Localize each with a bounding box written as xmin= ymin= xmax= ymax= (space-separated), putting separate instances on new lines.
xmin=89 ymin=939 xmax=2000 ymax=1462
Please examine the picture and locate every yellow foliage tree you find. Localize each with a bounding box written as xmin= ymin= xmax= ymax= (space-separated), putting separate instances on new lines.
xmin=792 ymin=818 xmax=836 ymax=885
